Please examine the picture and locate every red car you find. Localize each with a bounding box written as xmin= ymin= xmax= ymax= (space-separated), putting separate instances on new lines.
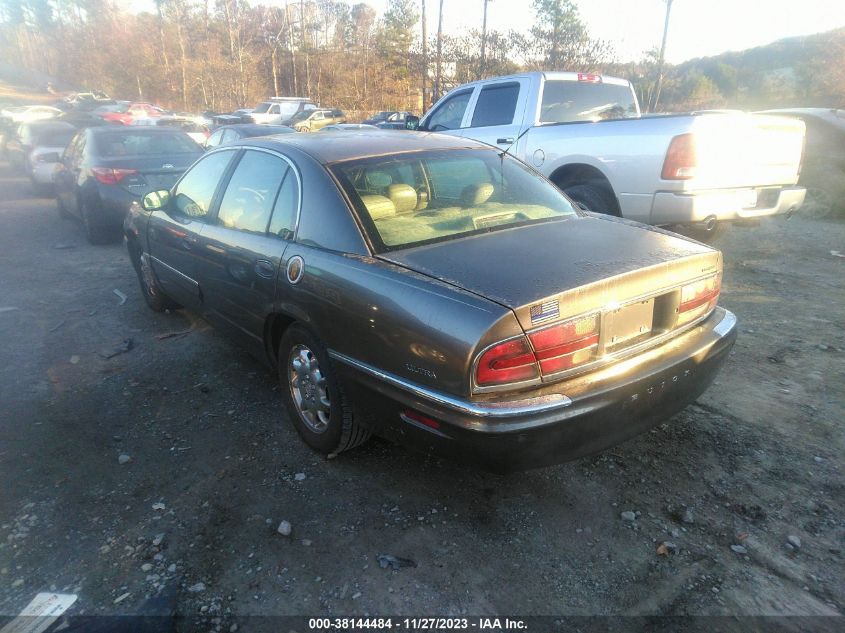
xmin=100 ymin=103 xmax=165 ymax=125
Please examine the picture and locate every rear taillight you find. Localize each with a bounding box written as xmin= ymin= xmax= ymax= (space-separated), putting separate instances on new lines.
xmin=92 ymin=167 xmax=138 ymax=185
xmin=475 ymin=313 xmax=601 ymax=388
xmin=577 ymin=73 xmax=602 ymax=83
xmin=475 ymin=337 xmax=539 ymax=387
xmin=528 ymin=313 xmax=600 ymax=374
xmin=662 ymin=133 xmax=697 ymax=180
xmin=677 ymin=275 xmax=720 ymax=326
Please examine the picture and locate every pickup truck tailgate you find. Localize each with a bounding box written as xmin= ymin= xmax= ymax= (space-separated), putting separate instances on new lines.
xmin=686 ymin=113 xmax=805 ymax=189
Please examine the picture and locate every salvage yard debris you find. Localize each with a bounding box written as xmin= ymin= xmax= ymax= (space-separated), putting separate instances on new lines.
xmin=99 ymin=337 xmax=134 ymax=359
xmin=155 ymin=330 xmax=192 ymax=341
xmin=377 ymin=554 xmax=417 ymax=570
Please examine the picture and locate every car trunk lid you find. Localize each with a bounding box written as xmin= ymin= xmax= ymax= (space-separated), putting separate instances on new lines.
xmin=379 ymin=215 xmax=721 ymax=335
xmin=94 ymin=153 xmax=199 ymax=193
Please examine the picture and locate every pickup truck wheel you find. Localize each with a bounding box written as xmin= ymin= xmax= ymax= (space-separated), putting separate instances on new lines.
xmin=279 ymin=324 xmax=371 ymax=456
xmin=563 ymin=184 xmax=618 ymax=216
xmin=128 ymin=240 xmax=180 ymax=312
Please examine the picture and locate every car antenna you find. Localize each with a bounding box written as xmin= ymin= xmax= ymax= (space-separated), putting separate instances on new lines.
xmin=498 ymin=126 xmax=532 ymax=160
xmin=498 ymin=126 xmax=532 ymax=195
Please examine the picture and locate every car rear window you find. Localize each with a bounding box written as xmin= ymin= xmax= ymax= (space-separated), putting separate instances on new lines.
xmin=95 ymin=132 xmax=200 ymax=156
xmin=331 ymin=149 xmax=577 ymax=251
xmin=540 ymin=80 xmax=639 ymax=123
xmin=34 ymin=128 xmax=76 ymax=146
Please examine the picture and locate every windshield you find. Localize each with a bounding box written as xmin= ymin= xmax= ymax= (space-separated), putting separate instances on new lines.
xmin=95 ymin=131 xmax=200 ymax=156
xmin=331 ymin=149 xmax=577 ymax=251
xmin=252 ymin=102 xmax=271 ymax=114
xmin=290 ymin=110 xmax=312 ymax=123
xmin=540 ymin=80 xmax=639 ymax=123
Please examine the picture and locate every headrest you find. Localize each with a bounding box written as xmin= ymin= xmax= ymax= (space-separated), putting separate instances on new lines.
xmin=365 ymin=171 xmax=392 ymax=190
xmin=460 ymin=182 xmax=495 ymax=207
xmin=359 ymin=194 xmax=396 ymax=220
xmin=386 ymin=184 xmax=418 ymax=214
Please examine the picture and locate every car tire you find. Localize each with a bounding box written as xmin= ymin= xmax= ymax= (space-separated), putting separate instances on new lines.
xmin=81 ymin=198 xmax=121 ymax=245
xmin=56 ymin=194 xmax=71 ymax=219
xmin=278 ymin=324 xmax=370 ymax=456
xmin=563 ymin=184 xmax=619 ymax=216
xmin=128 ymin=239 xmax=181 ymax=312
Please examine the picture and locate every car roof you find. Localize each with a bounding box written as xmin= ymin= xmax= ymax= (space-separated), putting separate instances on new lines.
xmin=88 ymin=126 xmax=187 ymax=136
xmin=233 ymin=130 xmax=495 ymax=163
xmin=218 ymin=124 xmax=293 ymax=134
xmin=25 ymin=120 xmax=77 ymax=130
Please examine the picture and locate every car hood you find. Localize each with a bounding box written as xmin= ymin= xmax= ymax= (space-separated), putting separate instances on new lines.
xmin=379 ymin=215 xmax=720 ymax=331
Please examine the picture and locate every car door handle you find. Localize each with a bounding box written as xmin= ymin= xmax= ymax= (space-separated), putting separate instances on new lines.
xmin=180 ymin=236 xmax=197 ymax=250
xmin=496 ymin=137 xmax=515 ymax=145
xmin=254 ymin=259 xmax=275 ymax=279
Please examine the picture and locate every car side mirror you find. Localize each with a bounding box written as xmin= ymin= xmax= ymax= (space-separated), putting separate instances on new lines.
xmin=142 ymin=189 xmax=171 ymax=211
xmin=405 ymin=115 xmax=420 ymax=130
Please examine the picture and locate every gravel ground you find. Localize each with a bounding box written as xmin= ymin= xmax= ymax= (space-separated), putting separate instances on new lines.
xmin=0 ymin=159 xmax=842 ymax=631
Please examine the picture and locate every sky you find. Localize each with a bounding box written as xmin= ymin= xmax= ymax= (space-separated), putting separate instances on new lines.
xmin=371 ymin=0 xmax=845 ymax=64
xmin=126 ymin=0 xmax=845 ymax=64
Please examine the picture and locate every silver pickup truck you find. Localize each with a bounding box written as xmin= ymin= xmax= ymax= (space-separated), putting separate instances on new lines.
xmin=410 ymin=72 xmax=806 ymax=241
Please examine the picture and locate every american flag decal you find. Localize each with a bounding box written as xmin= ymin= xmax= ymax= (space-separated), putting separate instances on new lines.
xmin=530 ymin=300 xmax=560 ymax=324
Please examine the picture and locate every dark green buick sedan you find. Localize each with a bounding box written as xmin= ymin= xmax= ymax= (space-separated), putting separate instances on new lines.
xmin=124 ymin=131 xmax=737 ymax=471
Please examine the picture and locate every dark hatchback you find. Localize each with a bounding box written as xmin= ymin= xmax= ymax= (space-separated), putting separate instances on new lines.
xmin=125 ymin=132 xmax=737 ymax=471
xmin=204 ymin=124 xmax=294 ymax=149
xmin=55 ymin=126 xmax=203 ymax=243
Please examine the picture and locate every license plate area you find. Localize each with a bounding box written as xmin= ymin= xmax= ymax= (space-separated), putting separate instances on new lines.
xmin=605 ymin=298 xmax=654 ymax=351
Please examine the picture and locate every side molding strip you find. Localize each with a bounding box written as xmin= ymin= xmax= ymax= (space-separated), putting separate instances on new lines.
xmin=328 ymin=350 xmax=572 ymax=418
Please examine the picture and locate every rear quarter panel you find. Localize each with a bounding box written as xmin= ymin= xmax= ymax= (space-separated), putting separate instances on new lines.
xmin=278 ymin=247 xmax=519 ymax=397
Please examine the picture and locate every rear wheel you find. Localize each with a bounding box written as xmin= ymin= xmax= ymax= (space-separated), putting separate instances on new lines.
xmin=56 ymin=194 xmax=71 ymax=219
xmin=278 ymin=324 xmax=370 ymax=455
xmin=81 ymin=198 xmax=121 ymax=245
xmin=128 ymin=240 xmax=180 ymax=312
xmin=563 ymin=183 xmax=618 ymax=215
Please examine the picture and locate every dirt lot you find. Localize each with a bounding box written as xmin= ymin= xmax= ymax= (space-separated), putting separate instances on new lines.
xmin=0 ymin=158 xmax=842 ymax=632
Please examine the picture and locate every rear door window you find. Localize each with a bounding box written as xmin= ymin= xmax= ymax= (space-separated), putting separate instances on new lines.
xmin=268 ymin=168 xmax=300 ymax=240
xmin=216 ymin=150 xmax=287 ymax=233
xmin=470 ymin=82 xmax=520 ymax=128
xmin=172 ymin=150 xmax=236 ymax=219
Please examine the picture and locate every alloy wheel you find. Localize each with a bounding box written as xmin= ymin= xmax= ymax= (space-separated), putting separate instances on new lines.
xmin=288 ymin=344 xmax=331 ymax=433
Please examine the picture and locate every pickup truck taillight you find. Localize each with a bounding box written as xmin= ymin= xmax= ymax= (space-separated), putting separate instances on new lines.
xmin=662 ymin=133 xmax=697 ymax=180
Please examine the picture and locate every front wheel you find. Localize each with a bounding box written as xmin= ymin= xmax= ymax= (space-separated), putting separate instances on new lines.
xmin=278 ymin=324 xmax=370 ymax=455
xmin=128 ymin=240 xmax=180 ymax=312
